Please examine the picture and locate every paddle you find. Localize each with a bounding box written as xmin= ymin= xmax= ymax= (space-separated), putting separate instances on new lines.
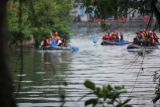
xmin=116 ymin=40 xmax=126 ymax=45
xmin=92 ymin=36 xmax=99 ymax=45
xmin=70 ymin=46 xmax=79 ymax=53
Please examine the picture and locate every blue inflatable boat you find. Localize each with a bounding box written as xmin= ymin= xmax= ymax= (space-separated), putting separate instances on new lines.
xmin=101 ymin=40 xmax=130 ymax=45
xmin=127 ymin=44 xmax=158 ymax=52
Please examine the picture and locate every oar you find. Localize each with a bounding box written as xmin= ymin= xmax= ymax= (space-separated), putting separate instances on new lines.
xmin=116 ymin=40 xmax=125 ymax=45
xmin=92 ymin=36 xmax=99 ymax=45
xmin=70 ymin=46 xmax=79 ymax=53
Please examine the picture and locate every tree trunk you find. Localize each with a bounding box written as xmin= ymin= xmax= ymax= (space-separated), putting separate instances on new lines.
xmin=152 ymin=0 xmax=160 ymax=31
xmin=0 ymin=1 xmax=17 ymax=107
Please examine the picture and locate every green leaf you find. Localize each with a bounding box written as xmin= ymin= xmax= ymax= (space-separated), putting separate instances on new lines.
xmin=94 ymin=87 xmax=103 ymax=98
xmin=102 ymin=86 xmax=109 ymax=100
xmin=107 ymin=85 xmax=113 ymax=91
xmin=95 ymin=87 xmax=100 ymax=93
xmin=84 ymin=80 xmax=95 ymax=90
xmin=115 ymin=85 xmax=125 ymax=90
xmin=85 ymin=99 xmax=98 ymax=107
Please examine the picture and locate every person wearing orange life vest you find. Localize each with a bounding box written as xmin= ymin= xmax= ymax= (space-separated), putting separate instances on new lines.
xmin=153 ymin=32 xmax=159 ymax=43
xmin=133 ymin=37 xmax=138 ymax=45
xmin=102 ymin=33 xmax=109 ymax=41
xmin=120 ymin=33 xmax=124 ymax=40
xmin=108 ymin=34 xmax=113 ymax=41
xmin=151 ymin=35 xmax=156 ymax=46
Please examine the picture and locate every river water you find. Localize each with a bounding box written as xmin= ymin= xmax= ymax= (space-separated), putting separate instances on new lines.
xmin=13 ymin=32 xmax=160 ymax=107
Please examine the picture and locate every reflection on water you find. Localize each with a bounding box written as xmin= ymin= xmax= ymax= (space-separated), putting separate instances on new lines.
xmin=12 ymin=50 xmax=72 ymax=107
xmin=12 ymin=32 xmax=160 ymax=107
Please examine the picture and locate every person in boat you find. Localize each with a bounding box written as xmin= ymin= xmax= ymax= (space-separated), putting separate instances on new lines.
xmin=133 ymin=30 xmax=159 ymax=46
xmin=141 ymin=33 xmax=147 ymax=46
xmin=153 ymin=32 xmax=159 ymax=43
xmin=115 ymin=32 xmax=121 ymax=42
xmin=50 ymin=31 xmax=63 ymax=47
xmin=62 ymin=38 xmax=68 ymax=47
xmin=117 ymin=33 xmax=121 ymax=41
xmin=145 ymin=31 xmax=158 ymax=46
xmin=151 ymin=35 xmax=156 ymax=46
xmin=108 ymin=33 xmax=113 ymax=41
xmin=39 ymin=37 xmax=44 ymax=48
xmin=120 ymin=33 xmax=124 ymax=40
xmin=133 ymin=32 xmax=141 ymax=45
xmin=133 ymin=37 xmax=139 ymax=45
xmin=102 ymin=33 xmax=109 ymax=41
xmin=110 ymin=32 xmax=115 ymax=41
xmin=103 ymin=32 xmax=123 ymax=42
xmin=109 ymin=32 xmax=115 ymax=42
xmin=43 ymin=36 xmax=50 ymax=47
xmin=53 ymin=32 xmax=60 ymax=41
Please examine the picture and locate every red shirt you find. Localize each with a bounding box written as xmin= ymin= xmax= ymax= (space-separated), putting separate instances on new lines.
xmin=44 ymin=39 xmax=50 ymax=46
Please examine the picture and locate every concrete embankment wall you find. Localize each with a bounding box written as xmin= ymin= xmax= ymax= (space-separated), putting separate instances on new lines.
xmin=72 ymin=22 xmax=102 ymax=35
xmin=107 ymin=19 xmax=152 ymax=32
xmin=72 ymin=19 xmax=154 ymax=35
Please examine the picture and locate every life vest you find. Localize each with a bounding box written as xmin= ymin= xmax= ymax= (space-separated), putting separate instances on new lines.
xmin=53 ymin=35 xmax=60 ymax=41
xmin=108 ymin=35 xmax=112 ymax=40
xmin=62 ymin=39 xmax=67 ymax=47
xmin=152 ymin=38 xmax=155 ymax=45
xmin=153 ymin=32 xmax=159 ymax=39
xmin=105 ymin=36 xmax=109 ymax=39
xmin=44 ymin=39 xmax=50 ymax=46
xmin=102 ymin=36 xmax=106 ymax=40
